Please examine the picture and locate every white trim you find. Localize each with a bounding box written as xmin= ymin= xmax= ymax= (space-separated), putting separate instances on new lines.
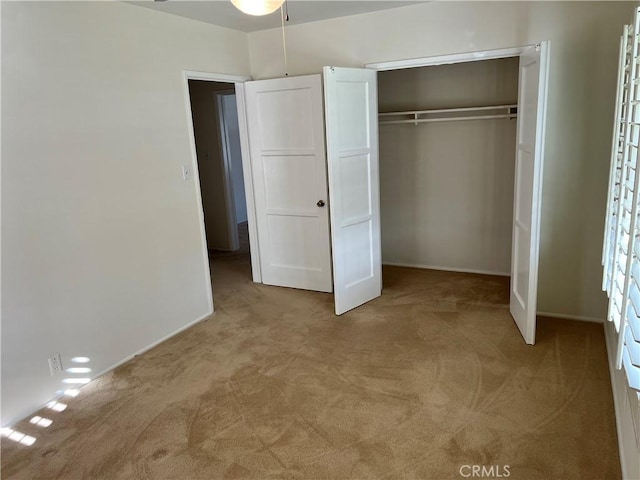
xmin=536 ymin=312 xmax=604 ymax=324
xmin=182 ymin=71 xmax=214 ymax=314
xmin=366 ymin=45 xmax=531 ymax=71
xmin=2 ymin=311 xmax=213 ymax=429
xmin=382 ymin=261 xmax=510 ymax=277
xmin=380 ymin=267 xmax=604 ymax=323
xmin=182 ymin=70 xmax=262 ymax=290
xmin=215 ymin=89 xmax=241 ymax=252
xmin=604 ymin=323 xmax=639 ymax=480
xmin=91 ymin=312 xmax=213 ymax=381
xmin=526 ymin=40 xmax=551 ymax=343
xmin=605 ymin=323 xmax=629 ymax=480
xmin=235 ymin=83 xmax=262 ymax=283
xmin=183 ymin=70 xmax=250 ymax=83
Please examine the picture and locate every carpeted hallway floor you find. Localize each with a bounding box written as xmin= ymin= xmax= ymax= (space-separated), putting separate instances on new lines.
xmin=1 ymin=254 xmax=620 ymax=479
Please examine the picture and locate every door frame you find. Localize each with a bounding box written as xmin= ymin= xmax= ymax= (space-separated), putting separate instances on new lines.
xmin=365 ymin=43 xmax=550 ymax=336
xmin=215 ymin=89 xmax=241 ymax=252
xmin=365 ymin=46 xmax=537 ymax=71
xmin=181 ymin=70 xmax=261 ymax=315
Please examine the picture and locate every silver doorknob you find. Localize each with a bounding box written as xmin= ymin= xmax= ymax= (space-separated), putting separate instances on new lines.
xmin=317 ymin=200 xmax=326 ymax=207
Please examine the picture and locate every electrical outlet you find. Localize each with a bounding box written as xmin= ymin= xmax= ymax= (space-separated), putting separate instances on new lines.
xmin=48 ymin=354 xmax=63 ymax=376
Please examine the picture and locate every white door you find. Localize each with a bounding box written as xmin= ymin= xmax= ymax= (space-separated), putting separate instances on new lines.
xmin=323 ymin=66 xmax=382 ymax=315
xmin=244 ymin=74 xmax=333 ymax=292
xmin=510 ymin=43 xmax=550 ymax=344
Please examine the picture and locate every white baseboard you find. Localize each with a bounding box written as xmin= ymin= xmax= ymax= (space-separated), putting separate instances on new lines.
xmin=604 ymin=323 xmax=640 ymax=480
xmin=536 ymin=311 xmax=604 ymax=323
xmin=3 ymin=311 xmax=214 ymax=428
xmin=91 ymin=310 xmax=214 ymax=380
xmin=382 ymin=261 xmax=510 ymax=277
xmin=381 ymin=263 xmax=605 ymax=324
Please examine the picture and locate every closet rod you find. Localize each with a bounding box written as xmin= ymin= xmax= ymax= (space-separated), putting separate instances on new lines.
xmin=378 ymin=104 xmax=517 ymax=125
xmin=378 ymin=104 xmax=517 ymax=117
xmin=380 ymin=113 xmax=517 ymax=125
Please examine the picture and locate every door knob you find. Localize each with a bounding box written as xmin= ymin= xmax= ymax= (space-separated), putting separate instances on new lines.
xmin=317 ymin=200 xmax=326 ymax=207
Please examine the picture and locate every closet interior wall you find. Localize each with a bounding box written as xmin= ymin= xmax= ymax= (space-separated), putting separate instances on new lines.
xmin=378 ymin=57 xmax=520 ymax=275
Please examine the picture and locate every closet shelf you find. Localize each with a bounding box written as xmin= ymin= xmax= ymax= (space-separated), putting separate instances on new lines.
xmin=378 ymin=104 xmax=518 ymax=125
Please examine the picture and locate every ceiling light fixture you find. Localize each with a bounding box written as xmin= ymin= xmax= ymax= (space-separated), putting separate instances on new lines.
xmin=230 ymin=0 xmax=285 ymax=16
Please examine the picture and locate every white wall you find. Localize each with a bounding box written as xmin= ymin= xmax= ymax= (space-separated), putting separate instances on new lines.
xmin=378 ymin=58 xmax=518 ymax=274
xmin=1 ymin=1 xmax=250 ymax=425
xmin=605 ymin=323 xmax=640 ymax=479
xmin=248 ymin=1 xmax=632 ymax=321
xmin=188 ymin=80 xmax=235 ymax=251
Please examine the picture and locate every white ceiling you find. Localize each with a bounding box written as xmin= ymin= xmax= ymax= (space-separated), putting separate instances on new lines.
xmin=129 ymin=0 xmax=423 ymax=33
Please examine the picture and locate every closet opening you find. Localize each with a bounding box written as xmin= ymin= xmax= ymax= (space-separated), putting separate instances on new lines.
xmin=367 ymin=45 xmax=550 ymax=345
xmin=372 ymin=48 xmax=548 ymax=342
xmin=377 ymin=57 xmax=518 ymax=282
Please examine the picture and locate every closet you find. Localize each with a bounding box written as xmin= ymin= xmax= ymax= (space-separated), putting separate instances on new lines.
xmin=377 ymin=57 xmax=520 ymax=276
xmin=233 ymin=44 xmax=548 ymax=344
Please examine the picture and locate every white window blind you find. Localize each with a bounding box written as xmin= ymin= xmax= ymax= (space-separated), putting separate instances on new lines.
xmin=603 ymin=26 xmax=630 ymax=301
xmin=603 ymin=9 xmax=640 ymax=393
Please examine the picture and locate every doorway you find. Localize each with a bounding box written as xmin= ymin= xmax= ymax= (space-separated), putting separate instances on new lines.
xmin=186 ymin=76 xmax=253 ymax=293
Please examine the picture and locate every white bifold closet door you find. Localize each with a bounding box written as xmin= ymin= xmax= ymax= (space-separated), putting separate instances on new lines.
xmin=244 ymin=74 xmax=333 ymax=293
xmin=324 ymin=67 xmax=382 ymax=315
xmin=510 ymin=43 xmax=549 ymax=344
xmin=243 ymin=69 xmax=382 ymax=314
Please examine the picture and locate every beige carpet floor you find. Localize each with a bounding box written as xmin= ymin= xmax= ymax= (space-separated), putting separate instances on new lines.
xmin=1 ymin=255 xmax=620 ymax=479
xmin=210 ymin=222 xmax=250 ymax=259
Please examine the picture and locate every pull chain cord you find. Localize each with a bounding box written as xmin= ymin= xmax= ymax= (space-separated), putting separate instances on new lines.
xmin=280 ymin=3 xmax=289 ymax=76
